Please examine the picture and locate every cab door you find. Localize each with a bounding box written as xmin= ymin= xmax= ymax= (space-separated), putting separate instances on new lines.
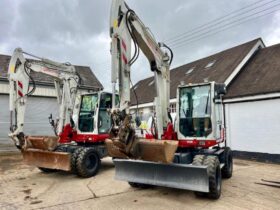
xmin=97 ymin=93 xmax=113 ymax=134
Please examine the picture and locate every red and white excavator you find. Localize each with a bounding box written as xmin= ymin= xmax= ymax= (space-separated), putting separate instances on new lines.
xmin=8 ymin=48 xmax=116 ymax=177
xmin=106 ymin=0 xmax=233 ymax=199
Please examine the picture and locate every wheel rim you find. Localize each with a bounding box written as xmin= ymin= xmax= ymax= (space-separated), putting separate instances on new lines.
xmin=85 ymin=154 xmax=97 ymax=170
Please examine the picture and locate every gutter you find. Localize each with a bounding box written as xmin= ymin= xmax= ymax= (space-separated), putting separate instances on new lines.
xmin=223 ymin=92 xmax=280 ymax=104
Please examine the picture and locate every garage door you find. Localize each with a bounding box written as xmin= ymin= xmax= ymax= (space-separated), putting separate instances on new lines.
xmin=0 ymin=95 xmax=59 ymax=144
xmin=225 ymin=99 xmax=280 ymax=154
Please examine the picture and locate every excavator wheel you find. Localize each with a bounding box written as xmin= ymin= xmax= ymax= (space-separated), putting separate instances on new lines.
xmin=204 ymin=156 xmax=222 ymax=199
xmin=76 ymin=148 xmax=101 ymax=178
xmin=193 ymin=155 xmax=207 ymax=197
xmin=222 ymin=147 xmax=233 ymax=179
xmin=71 ymin=147 xmax=83 ymax=174
xmin=128 ymin=182 xmax=154 ymax=189
xmin=192 ymin=154 xmax=206 ymax=166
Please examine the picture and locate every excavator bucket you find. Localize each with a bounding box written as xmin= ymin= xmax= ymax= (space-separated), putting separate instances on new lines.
xmin=21 ymin=136 xmax=71 ymax=171
xmin=25 ymin=136 xmax=58 ymax=150
xmin=105 ymin=139 xmax=178 ymax=163
xmin=113 ymin=159 xmax=210 ymax=192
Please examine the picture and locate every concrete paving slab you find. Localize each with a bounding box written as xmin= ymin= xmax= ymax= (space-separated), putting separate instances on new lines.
xmin=0 ymin=155 xmax=279 ymax=210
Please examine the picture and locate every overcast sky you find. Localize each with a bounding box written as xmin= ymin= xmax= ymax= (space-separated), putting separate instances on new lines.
xmin=1 ymin=0 xmax=280 ymax=90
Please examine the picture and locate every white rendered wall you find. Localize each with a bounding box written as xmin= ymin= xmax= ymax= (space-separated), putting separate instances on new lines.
xmin=225 ymin=98 xmax=280 ymax=154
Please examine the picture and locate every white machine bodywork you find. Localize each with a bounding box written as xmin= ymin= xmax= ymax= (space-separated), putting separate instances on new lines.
xmin=8 ymin=48 xmax=79 ymax=147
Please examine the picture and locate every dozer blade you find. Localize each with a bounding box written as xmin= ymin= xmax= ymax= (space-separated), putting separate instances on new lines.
xmin=106 ymin=139 xmax=178 ymax=163
xmin=114 ymin=159 xmax=209 ymax=193
xmin=22 ymin=149 xmax=71 ymax=171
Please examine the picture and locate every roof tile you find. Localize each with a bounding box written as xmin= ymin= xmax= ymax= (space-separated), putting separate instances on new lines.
xmin=226 ymin=42 xmax=280 ymax=98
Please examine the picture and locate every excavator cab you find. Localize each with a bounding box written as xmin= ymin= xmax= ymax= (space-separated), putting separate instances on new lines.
xmin=77 ymin=92 xmax=117 ymax=134
xmin=177 ymin=82 xmax=225 ymax=147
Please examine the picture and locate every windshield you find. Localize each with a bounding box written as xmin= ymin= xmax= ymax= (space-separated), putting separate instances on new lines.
xmin=80 ymin=94 xmax=98 ymax=112
xmin=180 ymin=85 xmax=211 ymax=118
xmin=179 ymin=85 xmax=212 ymax=137
xmin=78 ymin=94 xmax=98 ymax=132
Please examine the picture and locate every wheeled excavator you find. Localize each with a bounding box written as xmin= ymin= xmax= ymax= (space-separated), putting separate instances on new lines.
xmin=106 ymin=0 xmax=233 ymax=199
xmin=8 ymin=48 xmax=116 ymax=177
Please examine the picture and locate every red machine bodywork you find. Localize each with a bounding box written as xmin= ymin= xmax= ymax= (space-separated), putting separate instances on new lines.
xmin=145 ymin=122 xmax=223 ymax=149
xmin=58 ymin=124 xmax=109 ymax=144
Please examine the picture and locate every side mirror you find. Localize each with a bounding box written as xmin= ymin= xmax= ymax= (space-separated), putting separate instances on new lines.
xmin=215 ymin=83 xmax=226 ymax=97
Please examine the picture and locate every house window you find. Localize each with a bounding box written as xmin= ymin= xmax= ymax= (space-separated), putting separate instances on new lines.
xmin=169 ymin=103 xmax=176 ymax=113
xmin=186 ymin=67 xmax=195 ymax=75
xmin=205 ymin=60 xmax=216 ymax=69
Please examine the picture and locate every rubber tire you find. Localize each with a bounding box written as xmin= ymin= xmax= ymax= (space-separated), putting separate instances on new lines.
xmin=128 ymin=182 xmax=153 ymax=189
xmin=76 ymin=148 xmax=101 ymax=178
xmin=193 ymin=155 xmax=207 ymax=197
xmin=204 ymin=156 xmax=222 ymax=199
xmin=222 ymin=147 xmax=233 ymax=179
xmin=71 ymin=147 xmax=83 ymax=174
xmin=38 ymin=167 xmax=57 ymax=173
xmin=192 ymin=154 xmax=206 ymax=166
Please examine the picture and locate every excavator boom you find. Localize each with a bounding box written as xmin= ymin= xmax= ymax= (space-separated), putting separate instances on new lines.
xmin=106 ymin=0 xmax=178 ymax=163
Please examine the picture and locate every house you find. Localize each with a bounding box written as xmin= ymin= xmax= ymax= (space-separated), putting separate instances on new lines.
xmin=224 ymin=43 xmax=280 ymax=161
xmin=129 ymin=38 xmax=280 ymax=161
xmin=0 ymin=54 xmax=103 ymax=143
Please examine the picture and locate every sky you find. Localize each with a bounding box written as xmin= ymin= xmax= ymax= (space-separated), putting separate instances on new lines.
xmin=1 ymin=0 xmax=280 ymax=90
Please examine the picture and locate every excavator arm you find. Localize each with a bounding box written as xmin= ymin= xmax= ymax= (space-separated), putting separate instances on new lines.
xmin=8 ymin=48 xmax=80 ymax=149
xmin=110 ymin=0 xmax=172 ymax=138
xmin=106 ymin=0 xmax=177 ymax=162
